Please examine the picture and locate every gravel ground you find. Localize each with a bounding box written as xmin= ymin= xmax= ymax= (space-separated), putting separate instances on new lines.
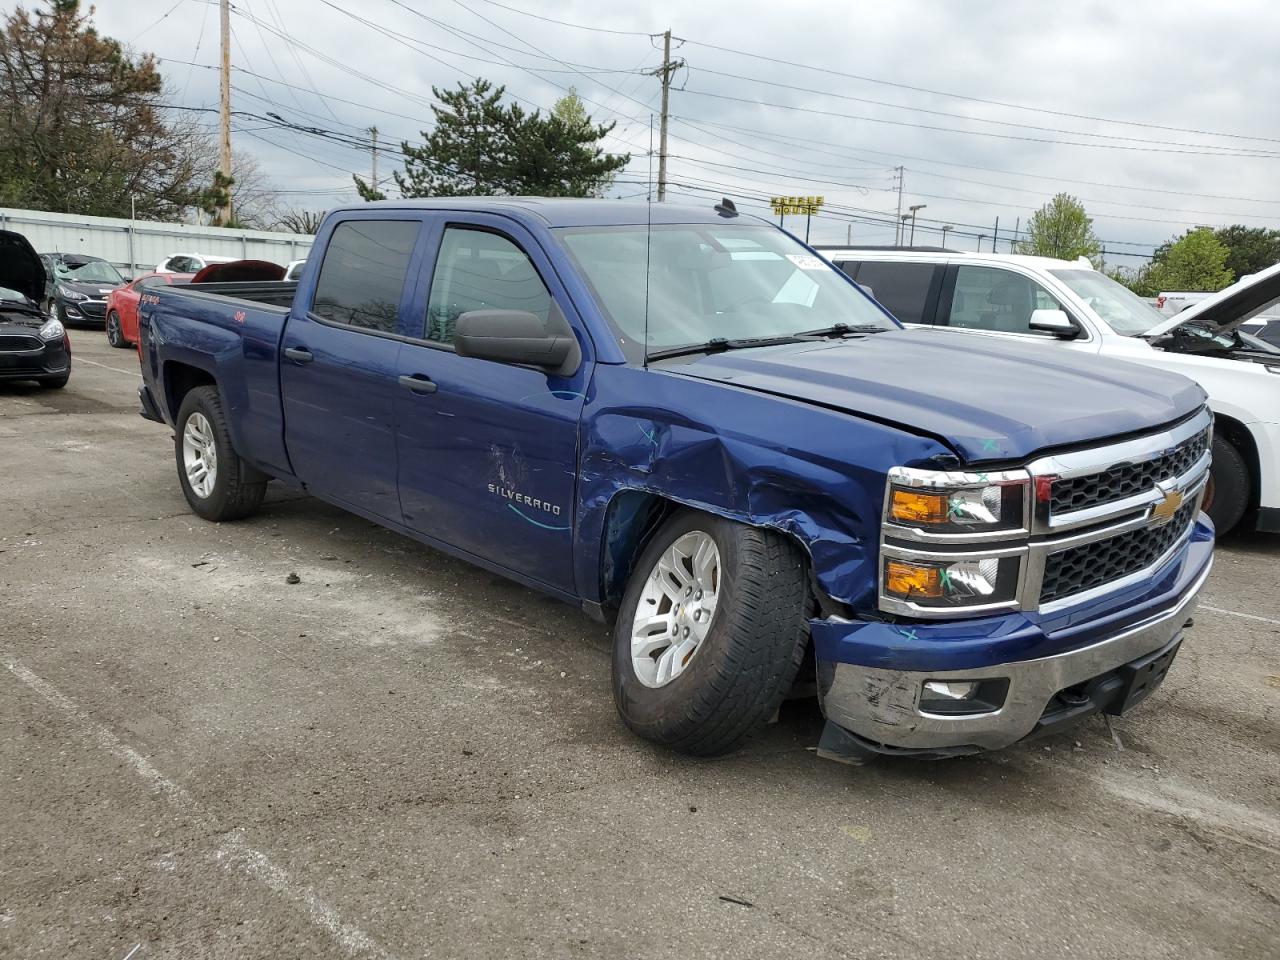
xmin=1 ymin=334 xmax=1277 ymax=960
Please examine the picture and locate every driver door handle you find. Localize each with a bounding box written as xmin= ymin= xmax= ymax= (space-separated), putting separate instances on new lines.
xmin=284 ymin=347 xmax=314 ymax=363
xmin=399 ymin=374 xmax=438 ymax=395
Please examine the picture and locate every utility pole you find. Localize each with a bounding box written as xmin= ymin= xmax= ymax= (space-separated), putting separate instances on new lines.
xmin=369 ymin=126 xmax=379 ymax=194
xmin=992 ymin=216 xmax=1000 ymax=253
xmin=893 ymin=166 xmax=905 ymax=245
xmin=218 ymin=0 xmax=233 ymax=225
xmin=647 ymin=30 xmax=684 ymax=202
xmin=1010 ymin=216 xmax=1020 ymax=253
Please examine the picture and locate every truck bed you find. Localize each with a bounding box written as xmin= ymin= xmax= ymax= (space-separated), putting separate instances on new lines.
xmin=168 ymin=280 xmax=298 ymax=311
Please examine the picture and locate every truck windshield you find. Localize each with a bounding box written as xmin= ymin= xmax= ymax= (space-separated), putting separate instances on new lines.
xmin=558 ymin=223 xmax=892 ymax=360
xmin=1049 ymin=269 xmax=1167 ymax=337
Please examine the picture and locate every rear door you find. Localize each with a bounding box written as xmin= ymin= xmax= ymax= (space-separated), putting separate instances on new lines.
xmin=280 ymin=215 xmax=426 ymax=522
xmin=832 ymin=259 xmax=943 ymax=325
xmin=393 ymin=216 xmax=590 ymax=593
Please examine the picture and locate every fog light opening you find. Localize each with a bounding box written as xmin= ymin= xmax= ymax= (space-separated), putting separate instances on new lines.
xmin=919 ymin=677 xmax=1009 ymax=716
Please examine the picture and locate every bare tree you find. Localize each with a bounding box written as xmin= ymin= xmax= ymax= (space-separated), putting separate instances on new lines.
xmin=276 ymin=208 xmax=326 ymax=235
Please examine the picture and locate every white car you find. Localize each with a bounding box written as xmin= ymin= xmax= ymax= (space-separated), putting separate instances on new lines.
xmin=819 ymin=248 xmax=1280 ymax=535
xmin=1156 ymin=290 xmax=1212 ymax=316
xmin=284 ymin=258 xmax=307 ymax=281
xmin=154 ymin=253 xmax=239 ymax=275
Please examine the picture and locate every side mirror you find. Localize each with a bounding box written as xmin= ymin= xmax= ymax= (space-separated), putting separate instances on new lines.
xmin=1029 ymin=308 xmax=1079 ymax=339
xmin=454 ymin=303 xmax=582 ymax=377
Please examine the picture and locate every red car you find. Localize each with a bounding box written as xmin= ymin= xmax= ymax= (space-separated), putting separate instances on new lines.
xmin=105 ymin=272 xmax=193 ymax=349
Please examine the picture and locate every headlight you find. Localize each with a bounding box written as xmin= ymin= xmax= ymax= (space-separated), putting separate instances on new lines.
xmin=882 ymin=555 xmax=1021 ymax=610
xmin=879 ymin=466 xmax=1030 ymax=616
xmin=57 ymin=285 xmax=87 ymax=301
xmin=885 ymin=468 xmax=1029 ymax=534
xmin=38 ymin=318 xmax=64 ymax=341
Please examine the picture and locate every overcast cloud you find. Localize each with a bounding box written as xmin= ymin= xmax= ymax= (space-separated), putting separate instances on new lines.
xmin=89 ymin=0 xmax=1280 ymax=258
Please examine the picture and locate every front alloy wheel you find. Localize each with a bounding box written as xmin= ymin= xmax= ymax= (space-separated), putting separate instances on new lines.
xmin=630 ymin=531 xmax=721 ymax=687
xmin=106 ymin=311 xmax=126 ymax=348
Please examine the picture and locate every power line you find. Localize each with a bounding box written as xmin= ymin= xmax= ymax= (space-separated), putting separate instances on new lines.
xmin=676 ymin=88 xmax=1280 ymax=159
xmin=672 ymin=36 xmax=1280 ymax=148
xmin=469 ymin=0 xmax=654 ymax=36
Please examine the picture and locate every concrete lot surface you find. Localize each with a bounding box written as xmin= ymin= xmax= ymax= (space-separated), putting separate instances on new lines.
xmin=2 ymin=335 xmax=1278 ymax=960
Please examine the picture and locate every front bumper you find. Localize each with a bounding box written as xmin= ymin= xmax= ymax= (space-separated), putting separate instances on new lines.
xmin=58 ymin=297 xmax=107 ymax=325
xmin=0 ymin=337 xmax=70 ymax=381
xmin=815 ymin=525 xmax=1213 ymax=754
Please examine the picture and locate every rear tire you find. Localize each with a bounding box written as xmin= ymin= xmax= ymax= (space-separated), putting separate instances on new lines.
xmin=1204 ymin=435 xmax=1248 ymax=535
xmin=175 ymin=385 xmax=267 ymax=522
xmin=106 ymin=311 xmax=127 ymax=348
xmin=612 ymin=509 xmax=810 ymax=756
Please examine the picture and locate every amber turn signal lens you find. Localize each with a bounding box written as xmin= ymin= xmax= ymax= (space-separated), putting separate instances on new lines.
xmin=885 ymin=560 xmax=943 ymax=599
xmin=890 ymin=489 xmax=949 ymax=524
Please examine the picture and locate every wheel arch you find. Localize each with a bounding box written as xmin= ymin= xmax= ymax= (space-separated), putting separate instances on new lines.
xmin=162 ymin=360 xmax=218 ymax=424
xmin=1215 ymin=412 xmax=1261 ymax=513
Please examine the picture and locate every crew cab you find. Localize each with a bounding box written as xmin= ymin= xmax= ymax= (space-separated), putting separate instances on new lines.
xmin=136 ymin=199 xmax=1214 ymax=762
xmin=822 ymin=248 xmax=1280 ymax=535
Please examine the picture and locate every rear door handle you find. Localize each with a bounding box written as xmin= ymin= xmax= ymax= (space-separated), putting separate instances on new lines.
xmin=284 ymin=347 xmax=314 ymax=363
xmin=399 ymin=374 xmax=438 ymax=395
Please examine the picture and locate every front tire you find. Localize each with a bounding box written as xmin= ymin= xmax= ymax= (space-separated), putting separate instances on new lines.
xmin=1204 ymin=435 xmax=1249 ymax=535
xmin=175 ymin=386 xmax=267 ymax=521
xmin=612 ymin=509 xmax=810 ymax=756
xmin=106 ymin=311 xmax=127 ymax=348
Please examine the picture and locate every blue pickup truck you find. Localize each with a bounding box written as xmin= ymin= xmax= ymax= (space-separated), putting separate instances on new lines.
xmin=137 ymin=198 xmax=1214 ymax=762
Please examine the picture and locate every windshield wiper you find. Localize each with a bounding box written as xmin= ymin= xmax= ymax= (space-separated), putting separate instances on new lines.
xmin=795 ymin=322 xmax=887 ymax=338
xmin=646 ymin=335 xmax=804 ymax=362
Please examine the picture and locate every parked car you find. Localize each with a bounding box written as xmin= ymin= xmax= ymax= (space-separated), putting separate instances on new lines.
xmin=105 ymin=272 xmax=193 ymax=349
xmin=154 ymin=253 xmax=238 ymax=274
xmin=38 ymin=252 xmax=126 ymax=327
xmin=136 ymin=198 xmax=1214 ymax=763
xmin=284 ymin=258 xmax=307 ymax=281
xmin=821 ymin=248 xmax=1280 ymax=535
xmin=2 ymin=231 xmax=70 ymax=388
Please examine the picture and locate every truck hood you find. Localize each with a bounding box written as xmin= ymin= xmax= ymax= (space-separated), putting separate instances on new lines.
xmin=0 ymin=229 xmax=46 ymax=304
xmin=1146 ymin=262 xmax=1280 ymax=337
xmin=665 ymin=329 xmax=1206 ymax=463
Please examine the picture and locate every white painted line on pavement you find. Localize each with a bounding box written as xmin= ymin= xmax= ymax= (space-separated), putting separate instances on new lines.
xmin=75 ymin=356 xmax=142 ymax=378
xmin=1200 ymin=604 xmax=1280 ymax=627
xmin=5 ymin=659 xmax=398 ymax=960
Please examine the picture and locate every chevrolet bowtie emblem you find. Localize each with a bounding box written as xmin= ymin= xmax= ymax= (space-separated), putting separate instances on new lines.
xmin=1151 ymin=487 xmax=1184 ymax=525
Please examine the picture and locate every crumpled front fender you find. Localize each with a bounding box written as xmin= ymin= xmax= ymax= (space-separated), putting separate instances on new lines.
xmin=573 ymin=365 xmax=950 ymax=608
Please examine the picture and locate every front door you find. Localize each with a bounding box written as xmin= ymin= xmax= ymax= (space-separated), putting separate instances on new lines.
xmin=394 ymin=219 xmax=590 ymax=593
xmin=281 ymin=216 xmax=423 ymax=522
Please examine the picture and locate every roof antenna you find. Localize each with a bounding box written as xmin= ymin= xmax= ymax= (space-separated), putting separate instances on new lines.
xmin=714 ymin=197 xmax=737 ymax=217
xmin=641 ymin=185 xmax=654 ymax=370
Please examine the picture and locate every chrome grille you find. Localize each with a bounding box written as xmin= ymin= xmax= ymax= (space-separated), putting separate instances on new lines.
xmin=1049 ymin=428 xmax=1209 ymax=516
xmin=0 ymin=334 xmax=41 ymax=352
xmin=1039 ymin=501 xmax=1198 ymax=604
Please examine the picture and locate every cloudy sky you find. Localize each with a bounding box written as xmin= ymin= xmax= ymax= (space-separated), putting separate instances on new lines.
xmin=91 ymin=0 xmax=1280 ymax=259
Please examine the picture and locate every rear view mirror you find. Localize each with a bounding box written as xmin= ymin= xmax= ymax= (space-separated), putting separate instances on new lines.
xmin=454 ymin=303 xmax=582 ymax=377
xmin=1029 ymin=308 xmax=1079 ymax=339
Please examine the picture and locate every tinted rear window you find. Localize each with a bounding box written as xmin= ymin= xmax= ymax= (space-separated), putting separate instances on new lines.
xmin=838 ymin=260 xmax=939 ymax=324
xmin=312 ymin=220 xmax=419 ymax=334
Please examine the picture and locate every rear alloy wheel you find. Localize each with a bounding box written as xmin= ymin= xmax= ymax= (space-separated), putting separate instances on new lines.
xmin=106 ymin=311 xmax=127 ymax=348
xmin=612 ymin=509 xmax=810 ymax=756
xmin=1204 ymin=435 xmax=1249 ymax=535
xmin=175 ymin=386 xmax=267 ymax=521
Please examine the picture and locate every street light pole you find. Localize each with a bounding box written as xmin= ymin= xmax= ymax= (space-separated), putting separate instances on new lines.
xmin=899 ymin=213 xmax=910 ymax=247
xmin=976 ymin=234 xmax=987 ymax=251
xmin=907 ymin=204 xmax=927 ymax=246
xmin=941 ymin=224 xmax=954 ymax=247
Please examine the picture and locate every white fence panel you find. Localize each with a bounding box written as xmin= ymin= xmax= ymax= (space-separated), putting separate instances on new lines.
xmin=0 ymin=207 xmax=315 ymax=276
